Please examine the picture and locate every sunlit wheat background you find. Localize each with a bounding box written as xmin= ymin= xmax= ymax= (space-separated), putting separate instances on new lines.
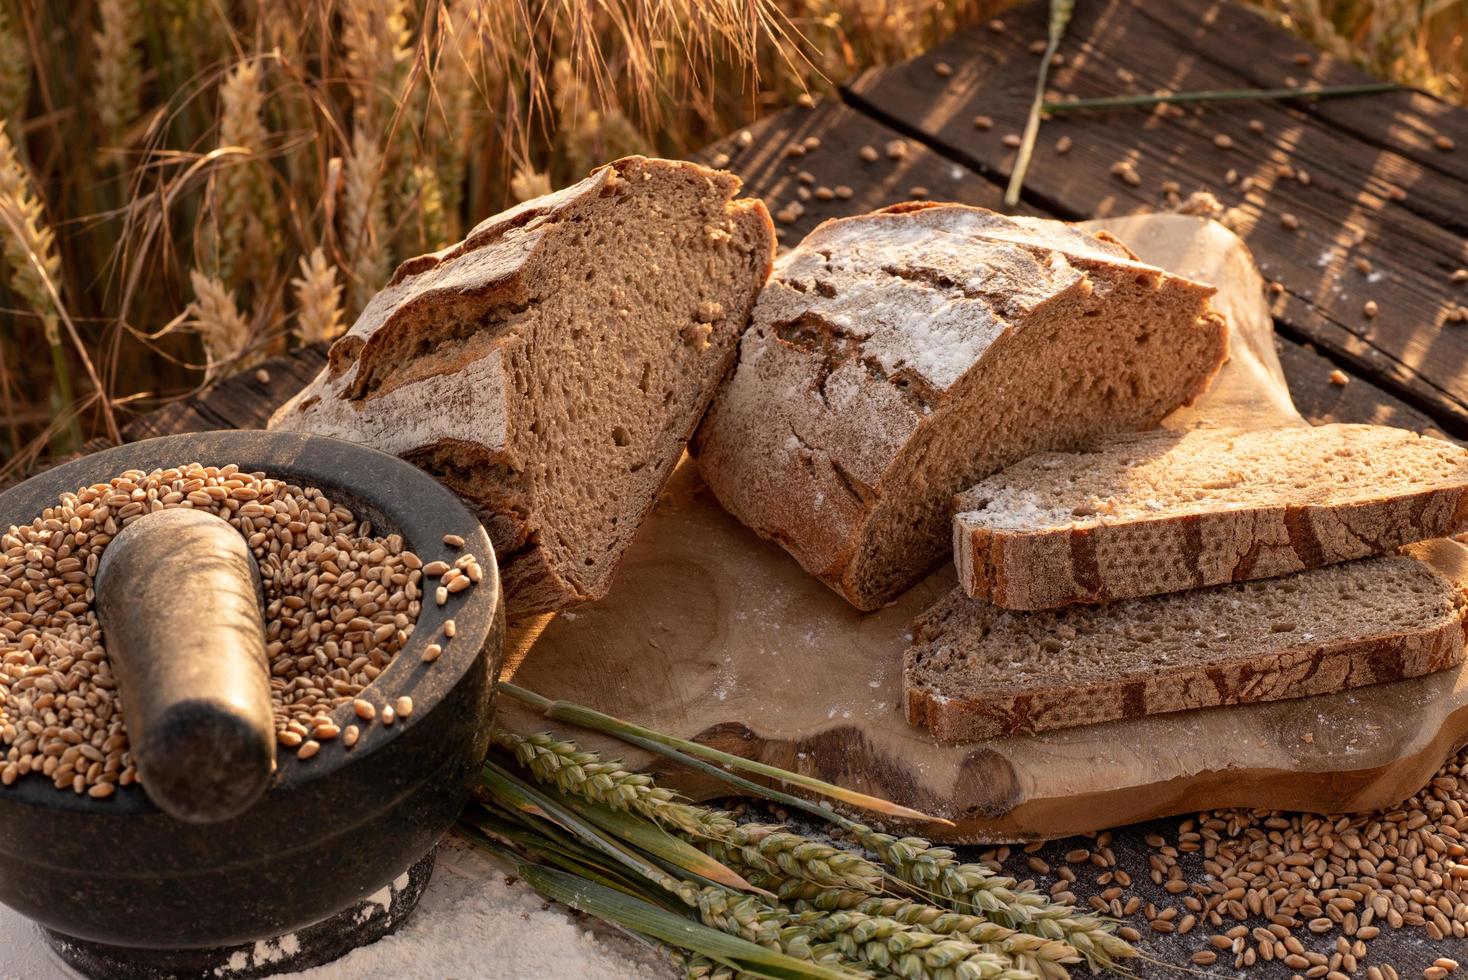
xmin=0 ymin=0 xmax=1461 ymax=480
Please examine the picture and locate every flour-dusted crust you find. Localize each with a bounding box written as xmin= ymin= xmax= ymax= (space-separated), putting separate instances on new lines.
xmin=272 ymin=156 xmax=775 ymax=617
xmin=693 ymin=203 xmax=1228 ymax=611
xmin=955 ymin=424 xmax=1468 ymax=610
xmin=905 ymin=540 xmax=1468 ymax=743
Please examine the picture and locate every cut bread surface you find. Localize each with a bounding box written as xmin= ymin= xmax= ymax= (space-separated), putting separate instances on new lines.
xmin=954 ymin=424 xmax=1468 ymax=610
xmin=905 ymin=543 xmax=1468 ymax=743
xmin=272 ymin=156 xmax=775 ymax=616
xmin=694 ymin=203 xmax=1228 ymax=611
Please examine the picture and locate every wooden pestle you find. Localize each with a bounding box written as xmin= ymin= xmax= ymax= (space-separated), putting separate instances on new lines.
xmin=95 ymin=508 xmax=276 ymax=823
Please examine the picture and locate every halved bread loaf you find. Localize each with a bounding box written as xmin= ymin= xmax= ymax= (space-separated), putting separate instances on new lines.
xmin=693 ymin=203 xmax=1229 ymax=611
xmin=954 ymin=424 xmax=1468 ymax=610
xmin=271 ymin=156 xmax=775 ymax=616
xmin=905 ymin=540 xmax=1468 ymax=742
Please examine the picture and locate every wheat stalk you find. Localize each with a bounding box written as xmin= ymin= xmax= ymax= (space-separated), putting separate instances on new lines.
xmin=291 ymin=247 xmax=344 ymax=345
xmin=185 ymin=269 xmax=256 ymax=377
xmin=93 ymin=0 xmax=144 ymax=161
xmin=707 ymin=825 xmax=884 ymax=894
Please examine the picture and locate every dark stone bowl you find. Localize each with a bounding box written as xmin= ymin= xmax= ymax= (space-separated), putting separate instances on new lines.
xmin=0 ymin=431 xmax=504 ymax=950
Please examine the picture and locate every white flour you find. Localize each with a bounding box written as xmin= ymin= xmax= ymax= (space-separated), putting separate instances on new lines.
xmin=0 ymin=836 xmax=674 ymax=980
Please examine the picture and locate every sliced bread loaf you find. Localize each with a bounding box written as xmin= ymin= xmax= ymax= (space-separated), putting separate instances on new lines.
xmin=954 ymin=424 xmax=1468 ymax=610
xmin=271 ymin=156 xmax=775 ymax=616
xmin=693 ymin=203 xmax=1229 ymax=611
xmin=904 ymin=541 xmax=1468 ymax=742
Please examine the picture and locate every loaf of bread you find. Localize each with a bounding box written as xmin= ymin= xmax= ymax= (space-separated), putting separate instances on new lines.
xmin=905 ymin=540 xmax=1468 ymax=742
xmin=693 ymin=203 xmax=1229 ymax=611
xmin=271 ymin=156 xmax=775 ymax=616
xmin=954 ymin=423 xmax=1468 ymax=610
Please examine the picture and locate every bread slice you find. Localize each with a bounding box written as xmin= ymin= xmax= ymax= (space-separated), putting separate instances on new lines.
xmin=693 ymin=203 xmax=1228 ymax=612
xmin=954 ymin=424 xmax=1468 ymax=611
xmin=904 ymin=541 xmax=1468 ymax=742
xmin=271 ymin=156 xmax=775 ymax=617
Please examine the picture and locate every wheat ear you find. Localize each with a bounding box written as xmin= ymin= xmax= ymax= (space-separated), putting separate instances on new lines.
xmin=492 ymin=730 xmax=736 ymax=839
xmin=0 ymin=129 xmax=61 ymax=330
xmin=0 ymin=4 xmax=30 ymax=124
xmin=93 ymin=0 xmax=144 ymax=160
xmin=186 ymin=269 xmax=255 ymax=377
xmin=850 ymin=827 xmax=1133 ymax=971
xmin=343 ymin=128 xmax=390 ymax=316
xmin=215 ymin=59 xmax=278 ymax=291
xmin=291 ymin=247 xmax=345 ymax=344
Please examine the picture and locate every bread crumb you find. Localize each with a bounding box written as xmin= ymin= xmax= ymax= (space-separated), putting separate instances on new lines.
xmin=1055 ymin=135 xmax=1072 ymax=154
xmin=1328 ymin=369 xmax=1349 ymax=387
xmin=973 ymin=115 xmax=993 ymax=130
xmin=858 ymin=145 xmax=879 ymax=162
xmin=1302 ymin=732 xmax=1315 ymax=743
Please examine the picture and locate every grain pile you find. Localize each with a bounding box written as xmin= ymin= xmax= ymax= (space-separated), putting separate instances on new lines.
xmin=0 ymin=463 xmax=465 ymax=797
xmin=974 ymin=745 xmax=1468 ymax=978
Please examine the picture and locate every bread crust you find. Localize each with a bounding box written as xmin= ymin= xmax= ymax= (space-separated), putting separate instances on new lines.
xmin=272 ymin=156 xmax=775 ymax=617
xmin=694 ymin=203 xmax=1228 ymax=610
xmin=905 ymin=616 xmax=1465 ymax=742
xmin=905 ymin=541 xmax=1468 ymax=743
xmin=954 ymin=425 xmax=1468 ymax=610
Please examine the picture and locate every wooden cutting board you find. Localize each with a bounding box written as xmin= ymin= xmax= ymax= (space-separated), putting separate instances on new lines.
xmin=498 ymin=214 xmax=1468 ymax=843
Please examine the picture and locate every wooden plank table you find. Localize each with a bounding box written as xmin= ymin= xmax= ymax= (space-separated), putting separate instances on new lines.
xmin=68 ymin=0 xmax=1468 ymax=975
